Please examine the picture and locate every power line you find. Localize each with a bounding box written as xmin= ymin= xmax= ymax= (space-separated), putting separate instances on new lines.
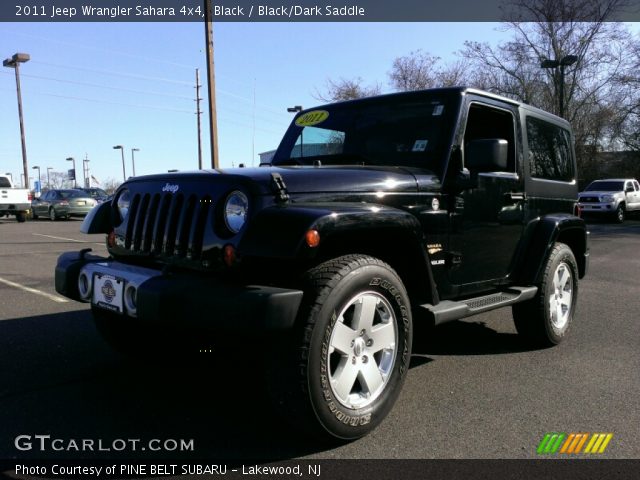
xmin=1 ymin=70 xmax=193 ymax=100
xmin=25 ymin=90 xmax=194 ymax=114
xmin=31 ymin=60 xmax=194 ymax=86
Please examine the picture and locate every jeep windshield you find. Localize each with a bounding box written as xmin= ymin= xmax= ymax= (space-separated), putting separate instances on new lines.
xmin=271 ymin=94 xmax=457 ymax=174
xmin=584 ymin=181 xmax=624 ymax=192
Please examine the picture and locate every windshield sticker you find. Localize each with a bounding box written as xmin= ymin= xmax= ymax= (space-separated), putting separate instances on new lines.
xmin=295 ymin=110 xmax=329 ymax=127
xmin=412 ymin=140 xmax=428 ymax=152
xmin=432 ymin=105 xmax=444 ymax=116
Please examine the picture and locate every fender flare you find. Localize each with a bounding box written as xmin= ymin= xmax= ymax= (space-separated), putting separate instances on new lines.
xmin=80 ymin=201 xmax=112 ymax=234
xmin=238 ymin=203 xmax=439 ymax=304
xmin=513 ymin=214 xmax=588 ymax=284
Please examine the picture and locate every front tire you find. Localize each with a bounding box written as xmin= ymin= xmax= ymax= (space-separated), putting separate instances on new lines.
xmin=49 ymin=208 xmax=57 ymax=221
xmin=614 ymin=204 xmax=625 ymax=223
xmin=513 ymin=242 xmax=578 ymax=347
xmin=270 ymin=254 xmax=412 ymax=440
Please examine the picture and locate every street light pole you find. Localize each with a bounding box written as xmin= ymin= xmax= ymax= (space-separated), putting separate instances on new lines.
xmin=113 ymin=145 xmax=125 ymax=181
xmin=46 ymin=167 xmax=53 ymax=189
xmin=32 ymin=165 xmax=40 ymax=192
xmin=66 ymin=157 xmax=76 ymax=188
xmin=3 ymin=52 xmax=31 ymax=190
xmin=83 ymin=158 xmax=90 ymax=188
xmin=541 ymin=55 xmax=578 ymax=119
xmin=131 ymin=148 xmax=139 ymax=177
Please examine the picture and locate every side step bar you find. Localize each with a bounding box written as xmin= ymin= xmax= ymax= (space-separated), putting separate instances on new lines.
xmin=420 ymin=286 xmax=538 ymax=325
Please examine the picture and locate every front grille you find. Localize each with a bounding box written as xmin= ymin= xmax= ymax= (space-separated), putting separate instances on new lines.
xmin=580 ymin=196 xmax=599 ymax=203
xmin=124 ymin=192 xmax=212 ymax=259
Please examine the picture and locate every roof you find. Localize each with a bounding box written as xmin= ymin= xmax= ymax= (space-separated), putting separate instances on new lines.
xmin=308 ymin=86 xmax=569 ymax=128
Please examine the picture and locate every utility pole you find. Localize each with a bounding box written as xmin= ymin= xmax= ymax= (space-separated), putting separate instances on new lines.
xmin=3 ymin=53 xmax=30 ymax=189
xmin=195 ymin=68 xmax=203 ymax=170
xmin=204 ymin=0 xmax=219 ymax=169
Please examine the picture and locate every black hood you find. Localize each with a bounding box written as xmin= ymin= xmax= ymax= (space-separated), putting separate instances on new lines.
xmin=127 ymin=165 xmax=441 ymax=196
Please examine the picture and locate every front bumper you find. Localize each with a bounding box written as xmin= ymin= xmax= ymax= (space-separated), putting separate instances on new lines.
xmin=55 ymin=251 xmax=304 ymax=331
xmin=578 ymin=201 xmax=617 ymax=214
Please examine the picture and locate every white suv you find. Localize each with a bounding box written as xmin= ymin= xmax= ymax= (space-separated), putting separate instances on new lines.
xmin=578 ymin=178 xmax=640 ymax=222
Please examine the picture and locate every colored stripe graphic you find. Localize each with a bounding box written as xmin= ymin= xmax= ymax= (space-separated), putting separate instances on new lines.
xmin=538 ymin=433 xmax=613 ymax=455
xmin=585 ymin=433 xmax=614 ymax=454
xmin=537 ymin=433 xmax=565 ymax=454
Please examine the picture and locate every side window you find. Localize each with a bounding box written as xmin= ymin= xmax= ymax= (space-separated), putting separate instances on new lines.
xmin=464 ymin=103 xmax=516 ymax=171
xmin=634 ymin=181 xmax=640 ymax=191
xmin=625 ymin=181 xmax=633 ymax=192
xmin=526 ymin=117 xmax=574 ymax=182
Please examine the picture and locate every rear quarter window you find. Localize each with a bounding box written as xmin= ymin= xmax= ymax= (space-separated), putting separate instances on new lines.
xmin=526 ymin=116 xmax=574 ymax=182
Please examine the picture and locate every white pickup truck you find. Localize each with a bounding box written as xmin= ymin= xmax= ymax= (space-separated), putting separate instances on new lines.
xmin=578 ymin=178 xmax=640 ymax=223
xmin=0 ymin=174 xmax=31 ymax=223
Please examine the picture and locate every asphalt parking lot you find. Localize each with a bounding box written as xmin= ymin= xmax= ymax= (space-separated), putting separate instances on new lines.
xmin=0 ymin=215 xmax=639 ymax=460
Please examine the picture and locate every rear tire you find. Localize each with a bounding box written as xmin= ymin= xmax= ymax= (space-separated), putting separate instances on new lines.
xmin=268 ymin=254 xmax=412 ymax=440
xmin=512 ymin=242 xmax=578 ymax=347
xmin=15 ymin=212 xmax=26 ymax=223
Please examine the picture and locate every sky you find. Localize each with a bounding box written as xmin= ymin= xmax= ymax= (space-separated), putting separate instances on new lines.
xmin=1 ymin=22 xmax=519 ymax=188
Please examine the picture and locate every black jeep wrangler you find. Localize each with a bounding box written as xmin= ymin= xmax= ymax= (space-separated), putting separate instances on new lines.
xmin=55 ymin=87 xmax=588 ymax=440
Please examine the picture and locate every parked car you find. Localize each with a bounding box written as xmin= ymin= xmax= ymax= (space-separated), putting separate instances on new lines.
xmin=0 ymin=174 xmax=31 ymax=222
xmin=78 ymin=187 xmax=109 ymax=203
xmin=56 ymin=87 xmax=588 ymax=441
xmin=32 ymin=189 xmax=97 ymax=220
xmin=578 ymin=178 xmax=640 ymax=222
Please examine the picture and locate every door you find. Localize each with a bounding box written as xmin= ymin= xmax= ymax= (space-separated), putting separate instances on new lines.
xmin=626 ymin=180 xmax=640 ymax=210
xmin=448 ymin=101 xmax=525 ymax=289
xmin=35 ymin=191 xmax=50 ymax=215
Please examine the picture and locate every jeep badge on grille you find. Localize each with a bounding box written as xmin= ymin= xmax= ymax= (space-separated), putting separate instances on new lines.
xmin=162 ymin=183 xmax=179 ymax=193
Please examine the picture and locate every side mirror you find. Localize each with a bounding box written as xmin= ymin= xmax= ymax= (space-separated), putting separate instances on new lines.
xmin=465 ymin=139 xmax=508 ymax=171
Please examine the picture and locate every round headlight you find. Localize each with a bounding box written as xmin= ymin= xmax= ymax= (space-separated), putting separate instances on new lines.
xmin=115 ymin=189 xmax=130 ymax=224
xmin=224 ymin=191 xmax=249 ymax=233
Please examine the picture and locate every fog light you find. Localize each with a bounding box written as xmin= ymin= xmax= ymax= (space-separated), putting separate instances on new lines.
xmin=78 ymin=272 xmax=91 ymax=300
xmin=124 ymin=284 xmax=138 ymax=315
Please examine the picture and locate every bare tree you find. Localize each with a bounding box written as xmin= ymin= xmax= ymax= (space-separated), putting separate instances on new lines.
xmin=389 ymin=50 xmax=440 ymax=91
xmin=45 ymin=172 xmax=70 ymax=189
xmin=314 ymin=77 xmax=381 ymax=102
xmin=101 ymin=178 xmax=121 ymax=195
xmin=461 ymin=0 xmax=633 ymax=176
xmin=389 ymin=51 xmax=475 ymax=92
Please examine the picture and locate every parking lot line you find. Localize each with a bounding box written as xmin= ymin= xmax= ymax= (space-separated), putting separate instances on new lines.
xmin=32 ymin=233 xmax=104 ymax=246
xmin=32 ymin=233 xmax=89 ymax=243
xmin=0 ymin=276 xmax=69 ymax=303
